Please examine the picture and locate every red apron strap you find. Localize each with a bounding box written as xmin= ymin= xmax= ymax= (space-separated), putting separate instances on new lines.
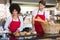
xmin=37 ymin=9 xmax=45 ymax=15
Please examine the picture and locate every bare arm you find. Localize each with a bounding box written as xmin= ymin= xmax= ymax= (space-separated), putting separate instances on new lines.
xmin=32 ymin=16 xmax=35 ymax=31
xmin=35 ymin=16 xmax=47 ymax=24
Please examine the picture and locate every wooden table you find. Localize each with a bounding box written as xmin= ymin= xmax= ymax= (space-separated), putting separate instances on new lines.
xmin=10 ymin=33 xmax=60 ymax=40
xmin=0 ymin=31 xmax=60 ymax=40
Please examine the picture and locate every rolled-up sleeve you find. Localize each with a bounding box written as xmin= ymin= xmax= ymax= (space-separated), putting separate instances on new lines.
xmin=32 ymin=9 xmax=37 ymax=17
xmin=4 ymin=17 xmax=11 ymax=30
xmin=45 ymin=10 xmax=50 ymax=20
xmin=18 ymin=16 xmax=23 ymax=31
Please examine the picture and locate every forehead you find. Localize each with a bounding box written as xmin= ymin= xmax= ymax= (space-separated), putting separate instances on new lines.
xmin=39 ymin=3 xmax=45 ymax=6
xmin=13 ymin=9 xmax=17 ymax=11
xmin=39 ymin=3 xmax=43 ymax=5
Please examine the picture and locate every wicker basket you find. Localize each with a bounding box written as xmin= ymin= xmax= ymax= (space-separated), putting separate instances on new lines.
xmin=42 ymin=23 xmax=60 ymax=34
xmin=56 ymin=37 xmax=60 ymax=40
xmin=38 ymin=38 xmax=54 ymax=40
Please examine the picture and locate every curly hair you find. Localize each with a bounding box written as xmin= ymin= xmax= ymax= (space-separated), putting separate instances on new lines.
xmin=9 ymin=3 xmax=21 ymax=14
xmin=39 ymin=0 xmax=46 ymax=6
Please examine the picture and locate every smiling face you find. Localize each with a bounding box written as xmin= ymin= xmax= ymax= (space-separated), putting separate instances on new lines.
xmin=39 ymin=3 xmax=45 ymax=10
xmin=12 ymin=9 xmax=18 ymax=16
xmin=9 ymin=4 xmax=21 ymax=16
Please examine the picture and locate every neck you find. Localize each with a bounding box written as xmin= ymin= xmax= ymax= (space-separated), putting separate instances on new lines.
xmin=39 ymin=9 xmax=43 ymax=11
xmin=39 ymin=7 xmax=44 ymax=11
xmin=12 ymin=15 xmax=18 ymax=19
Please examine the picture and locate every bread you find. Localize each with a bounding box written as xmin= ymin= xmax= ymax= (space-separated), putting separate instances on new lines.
xmin=31 ymin=31 xmax=37 ymax=34
xmin=20 ymin=32 xmax=26 ymax=36
xmin=13 ymin=31 xmax=20 ymax=36
xmin=26 ymin=32 xmax=31 ymax=35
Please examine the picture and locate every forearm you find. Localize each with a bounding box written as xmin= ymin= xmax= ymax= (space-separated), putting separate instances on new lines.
xmin=32 ymin=17 xmax=34 ymax=26
xmin=39 ymin=18 xmax=45 ymax=23
xmin=4 ymin=22 xmax=9 ymax=30
xmin=36 ymin=17 xmax=46 ymax=23
xmin=32 ymin=16 xmax=35 ymax=30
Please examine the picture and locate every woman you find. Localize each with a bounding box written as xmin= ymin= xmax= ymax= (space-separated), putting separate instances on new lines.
xmin=32 ymin=0 xmax=50 ymax=38
xmin=4 ymin=4 xmax=23 ymax=40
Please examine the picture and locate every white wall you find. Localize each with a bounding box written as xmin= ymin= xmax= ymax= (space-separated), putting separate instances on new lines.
xmin=20 ymin=6 xmax=38 ymax=14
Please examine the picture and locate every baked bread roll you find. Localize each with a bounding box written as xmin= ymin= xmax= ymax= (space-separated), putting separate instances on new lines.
xmin=13 ymin=31 xmax=20 ymax=36
xmin=20 ymin=32 xmax=27 ymax=36
xmin=26 ymin=32 xmax=31 ymax=35
xmin=31 ymin=31 xmax=37 ymax=34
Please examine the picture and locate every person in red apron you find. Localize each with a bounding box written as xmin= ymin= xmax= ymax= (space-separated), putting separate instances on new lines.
xmin=34 ymin=11 xmax=45 ymax=37
xmin=32 ymin=0 xmax=48 ymax=38
xmin=9 ymin=17 xmax=21 ymax=33
xmin=4 ymin=4 xmax=23 ymax=40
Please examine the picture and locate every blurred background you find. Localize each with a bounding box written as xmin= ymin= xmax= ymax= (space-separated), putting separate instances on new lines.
xmin=0 ymin=0 xmax=60 ymax=40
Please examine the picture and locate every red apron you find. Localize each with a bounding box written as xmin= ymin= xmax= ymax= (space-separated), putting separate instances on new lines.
xmin=9 ymin=17 xmax=21 ymax=40
xmin=9 ymin=18 xmax=21 ymax=33
xmin=34 ymin=10 xmax=45 ymax=37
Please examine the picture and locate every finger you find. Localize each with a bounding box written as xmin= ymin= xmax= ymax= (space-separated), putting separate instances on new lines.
xmin=34 ymin=19 xmax=37 ymax=21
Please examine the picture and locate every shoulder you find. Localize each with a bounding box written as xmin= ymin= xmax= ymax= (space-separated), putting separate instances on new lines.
xmin=19 ymin=16 xmax=23 ymax=20
xmin=32 ymin=9 xmax=38 ymax=13
xmin=19 ymin=16 xmax=23 ymax=23
xmin=5 ymin=16 xmax=12 ymax=23
xmin=44 ymin=9 xmax=50 ymax=14
xmin=32 ymin=9 xmax=38 ymax=16
xmin=19 ymin=16 xmax=23 ymax=19
xmin=6 ymin=16 xmax=12 ymax=21
xmin=45 ymin=9 xmax=50 ymax=12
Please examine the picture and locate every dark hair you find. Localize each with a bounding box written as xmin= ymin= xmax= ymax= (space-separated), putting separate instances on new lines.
xmin=39 ymin=0 xmax=46 ymax=6
xmin=9 ymin=3 xmax=21 ymax=14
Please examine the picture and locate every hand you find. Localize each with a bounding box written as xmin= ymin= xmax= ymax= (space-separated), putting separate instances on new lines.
xmin=44 ymin=21 xmax=48 ymax=25
xmin=31 ymin=28 xmax=35 ymax=32
xmin=0 ymin=30 xmax=2 ymax=32
xmin=35 ymin=18 xmax=40 ymax=22
xmin=4 ymin=30 xmax=10 ymax=33
xmin=13 ymin=31 xmax=20 ymax=36
xmin=13 ymin=31 xmax=19 ymax=34
xmin=34 ymin=16 xmax=40 ymax=21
